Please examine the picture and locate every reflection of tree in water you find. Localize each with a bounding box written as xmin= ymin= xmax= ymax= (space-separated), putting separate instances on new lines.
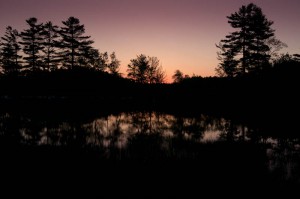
xmin=218 ymin=119 xmax=300 ymax=183
xmin=166 ymin=114 xmax=216 ymax=141
xmin=0 ymin=113 xmax=23 ymax=145
xmin=266 ymin=137 xmax=300 ymax=183
xmin=0 ymin=111 xmax=299 ymax=183
xmin=0 ymin=111 xmax=213 ymax=156
xmin=123 ymin=112 xmax=168 ymax=160
xmin=0 ymin=111 xmax=283 ymax=147
xmin=39 ymin=122 xmax=72 ymax=145
xmin=218 ymin=119 xmax=250 ymax=142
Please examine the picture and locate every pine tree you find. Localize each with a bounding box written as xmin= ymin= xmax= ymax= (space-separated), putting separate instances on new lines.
xmin=59 ymin=17 xmax=94 ymax=69
xmin=20 ymin=17 xmax=44 ymax=72
xmin=0 ymin=26 xmax=22 ymax=75
xmin=217 ymin=3 xmax=275 ymax=76
xmin=248 ymin=5 xmax=274 ymax=71
xmin=216 ymin=42 xmax=239 ymax=77
xmin=41 ymin=21 xmax=61 ymax=71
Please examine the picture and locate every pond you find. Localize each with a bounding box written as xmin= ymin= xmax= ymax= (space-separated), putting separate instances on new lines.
xmin=0 ymin=110 xmax=299 ymax=195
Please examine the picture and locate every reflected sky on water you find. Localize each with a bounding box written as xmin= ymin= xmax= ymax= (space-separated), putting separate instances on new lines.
xmin=0 ymin=111 xmax=299 ymax=184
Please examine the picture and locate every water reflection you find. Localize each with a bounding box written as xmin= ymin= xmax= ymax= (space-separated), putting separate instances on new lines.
xmin=0 ymin=111 xmax=299 ymax=184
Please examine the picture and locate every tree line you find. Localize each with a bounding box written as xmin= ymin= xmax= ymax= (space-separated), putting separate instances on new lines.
xmin=0 ymin=17 xmax=121 ymax=75
xmin=172 ymin=3 xmax=300 ymax=83
xmin=1 ymin=3 xmax=299 ymax=85
xmin=0 ymin=17 xmax=166 ymax=83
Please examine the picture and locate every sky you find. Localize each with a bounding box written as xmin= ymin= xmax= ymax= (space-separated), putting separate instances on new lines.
xmin=0 ymin=0 xmax=299 ymax=82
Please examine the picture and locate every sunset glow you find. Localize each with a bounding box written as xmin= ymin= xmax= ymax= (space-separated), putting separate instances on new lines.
xmin=1 ymin=0 xmax=299 ymax=82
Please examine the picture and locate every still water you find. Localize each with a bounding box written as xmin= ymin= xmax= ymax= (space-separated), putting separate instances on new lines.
xmin=0 ymin=111 xmax=299 ymax=187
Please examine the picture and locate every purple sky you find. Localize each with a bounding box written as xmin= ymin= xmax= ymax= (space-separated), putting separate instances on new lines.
xmin=1 ymin=0 xmax=299 ymax=81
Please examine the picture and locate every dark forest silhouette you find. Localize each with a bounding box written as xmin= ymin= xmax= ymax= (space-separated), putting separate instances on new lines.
xmin=0 ymin=4 xmax=299 ymax=142
xmin=0 ymin=4 xmax=298 ymax=87
xmin=0 ymin=3 xmax=299 ymax=197
xmin=0 ymin=17 xmax=122 ymax=76
xmin=0 ymin=13 xmax=298 ymax=105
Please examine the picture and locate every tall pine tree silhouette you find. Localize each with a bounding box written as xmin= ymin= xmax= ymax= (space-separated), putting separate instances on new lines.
xmin=59 ymin=17 xmax=93 ymax=69
xmin=41 ymin=21 xmax=61 ymax=71
xmin=0 ymin=26 xmax=22 ymax=75
xmin=20 ymin=17 xmax=44 ymax=72
xmin=216 ymin=3 xmax=275 ymax=76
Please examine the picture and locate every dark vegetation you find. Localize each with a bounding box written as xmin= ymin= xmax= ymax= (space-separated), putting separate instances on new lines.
xmin=1 ymin=57 xmax=299 ymax=120
xmin=0 ymin=4 xmax=298 ymax=116
xmin=0 ymin=3 xmax=299 ymax=197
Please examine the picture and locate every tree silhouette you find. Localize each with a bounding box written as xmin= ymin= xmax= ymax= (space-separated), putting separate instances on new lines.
xmin=82 ymin=48 xmax=102 ymax=69
xmin=0 ymin=26 xmax=22 ymax=75
xmin=41 ymin=21 xmax=61 ymax=71
xmin=266 ymin=37 xmax=287 ymax=62
xmin=216 ymin=42 xmax=239 ymax=77
xmin=216 ymin=3 xmax=276 ymax=76
xmin=107 ymin=52 xmax=121 ymax=76
xmin=98 ymin=51 xmax=108 ymax=71
xmin=127 ymin=54 xmax=148 ymax=83
xmin=147 ymin=56 xmax=166 ymax=84
xmin=127 ymin=54 xmax=165 ymax=83
xmin=59 ymin=17 xmax=94 ymax=69
xmin=273 ymin=53 xmax=295 ymax=67
xmin=172 ymin=70 xmax=184 ymax=83
xmin=20 ymin=18 xmax=44 ymax=72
